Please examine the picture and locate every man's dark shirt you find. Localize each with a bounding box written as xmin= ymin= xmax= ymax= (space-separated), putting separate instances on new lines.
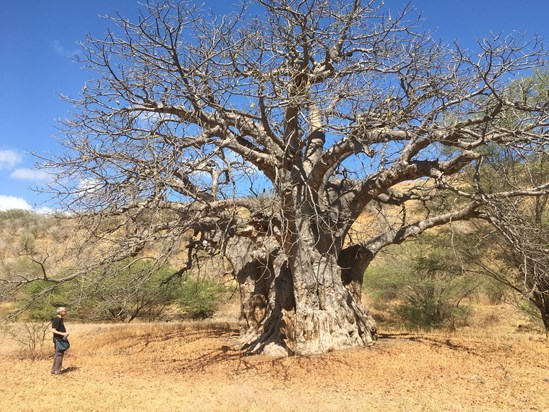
xmin=52 ymin=316 xmax=66 ymax=341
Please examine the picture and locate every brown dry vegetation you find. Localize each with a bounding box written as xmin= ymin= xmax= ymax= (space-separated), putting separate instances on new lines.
xmin=2 ymin=303 xmax=548 ymax=412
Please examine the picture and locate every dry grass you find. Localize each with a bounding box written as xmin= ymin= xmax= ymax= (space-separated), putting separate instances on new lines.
xmin=1 ymin=303 xmax=548 ymax=412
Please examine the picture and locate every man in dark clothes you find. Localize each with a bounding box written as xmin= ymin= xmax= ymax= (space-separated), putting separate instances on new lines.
xmin=51 ymin=307 xmax=69 ymax=375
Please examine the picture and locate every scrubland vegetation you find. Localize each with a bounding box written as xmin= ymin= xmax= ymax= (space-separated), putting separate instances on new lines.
xmin=1 ymin=209 xmax=545 ymax=332
xmin=0 ymin=206 xmax=548 ymax=411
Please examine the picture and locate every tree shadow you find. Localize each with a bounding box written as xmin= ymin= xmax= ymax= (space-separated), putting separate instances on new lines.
xmin=174 ymin=348 xmax=242 ymax=373
xmin=377 ymin=332 xmax=477 ymax=354
xmin=60 ymin=366 xmax=80 ymax=374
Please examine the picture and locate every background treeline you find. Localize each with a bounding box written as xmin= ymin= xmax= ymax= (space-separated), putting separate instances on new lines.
xmin=0 ymin=205 xmax=546 ymax=333
xmin=0 ymin=210 xmax=231 ymax=322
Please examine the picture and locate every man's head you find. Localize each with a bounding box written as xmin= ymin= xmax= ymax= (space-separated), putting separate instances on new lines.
xmin=56 ymin=307 xmax=67 ymax=317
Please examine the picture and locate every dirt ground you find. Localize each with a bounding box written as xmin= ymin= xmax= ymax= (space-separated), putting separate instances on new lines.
xmin=1 ymin=304 xmax=548 ymax=412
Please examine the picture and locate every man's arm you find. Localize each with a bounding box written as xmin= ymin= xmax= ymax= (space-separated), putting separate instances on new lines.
xmin=51 ymin=327 xmax=69 ymax=338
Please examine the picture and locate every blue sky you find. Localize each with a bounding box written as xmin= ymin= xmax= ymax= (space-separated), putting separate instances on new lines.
xmin=0 ymin=0 xmax=547 ymax=212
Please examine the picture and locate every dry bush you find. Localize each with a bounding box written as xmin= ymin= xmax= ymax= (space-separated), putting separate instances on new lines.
xmin=1 ymin=322 xmax=51 ymax=360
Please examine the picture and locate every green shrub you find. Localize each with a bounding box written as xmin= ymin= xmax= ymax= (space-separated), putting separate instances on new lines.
xmin=394 ymin=294 xmax=473 ymax=331
xmin=22 ymin=281 xmax=71 ymax=322
xmin=364 ymin=235 xmax=479 ymax=331
xmin=14 ymin=256 xmax=228 ymax=322
xmin=482 ymin=278 xmax=508 ymax=304
xmin=178 ymin=278 xmax=226 ymax=319
xmin=74 ymin=261 xmax=183 ymax=322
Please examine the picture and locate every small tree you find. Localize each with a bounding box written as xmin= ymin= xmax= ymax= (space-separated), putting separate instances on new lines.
xmin=77 ymin=261 xmax=183 ymax=322
xmin=364 ymin=234 xmax=478 ymax=330
xmin=460 ymin=71 xmax=549 ymax=333
xmin=470 ymin=194 xmax=549 ymax=332
xmin=1 ymin=322 xmax=50 ymax=359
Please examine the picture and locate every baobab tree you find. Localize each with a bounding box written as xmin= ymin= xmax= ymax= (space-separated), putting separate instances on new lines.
xmin=39 ymin=0 xmax=547 ymax=355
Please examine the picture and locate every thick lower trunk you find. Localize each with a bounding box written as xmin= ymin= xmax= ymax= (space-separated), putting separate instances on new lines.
xmin=286 ymin=253 xmax=376 ymax=355
xmin=532 ymin=289 xmax=549 ymax=334
xmin=240 ymin=278 xmax=377 ymax=355
xmin=238 ymin=256 xmax=295 ymax=353
xmin=223 ymin=237 xmax=289 ymax=353
xmin=229 ymin=238 xmax=377 ymax=356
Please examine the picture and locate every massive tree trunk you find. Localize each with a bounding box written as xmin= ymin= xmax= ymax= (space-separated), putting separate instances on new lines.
xmin=286 ymin=248 xmax=376 ymax=355
xmin=224 ymin=222 xmax=377 ymax=356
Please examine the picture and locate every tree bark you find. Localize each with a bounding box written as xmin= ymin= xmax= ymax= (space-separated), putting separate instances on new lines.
xmin=225 ymin=228 xmax=377 ymax=356
xmin=287 ymin=250 xmax=376 ymax=355
xmin=531 ymin=284 xmax=549 ymax=334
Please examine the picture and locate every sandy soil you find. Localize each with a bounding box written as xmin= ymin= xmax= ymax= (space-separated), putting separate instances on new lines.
xmin=1 ymin=306 xmax=548 ymax=412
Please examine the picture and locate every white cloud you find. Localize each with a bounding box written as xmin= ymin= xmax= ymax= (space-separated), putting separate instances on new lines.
xmin=0 ymin=195 xmax=32 ymax=211
xmin=35 ymin=206 xmax=55 ymax=215
xmin=10 ymin=168 xmax=50 ymax=181
xmin=0 ymin=150 xmax=23 ymax=169
xmin=138 ymin=111 xmax=162 ymax=124
xmin=78 ymin=178 xmax=100 ymax=192
xmin=52 ymin=40 xmax=78 ymax=58
xmin=137 ymin=111 xmax=178 ymax=128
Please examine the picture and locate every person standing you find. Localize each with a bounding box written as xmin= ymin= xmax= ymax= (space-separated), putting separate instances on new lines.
xmin=51 ymin=307 xmax=69 ymax=375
